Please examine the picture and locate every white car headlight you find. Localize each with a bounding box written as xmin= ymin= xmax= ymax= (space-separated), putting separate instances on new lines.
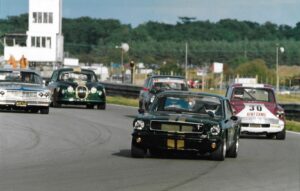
xmin=98 ymin=90 xmax=103 ymax=96
xmin=67 ymin=86 xmax=74 ymax=93
xmin=0 ymin=90 xmax=6 ymax=96
xmin=134 ymin=120 xmax=145 ymax=130
xmin=91 ymin=87 xmax=97 ymax=94
xmin=210 ymin=125 xmax=220 ymax=135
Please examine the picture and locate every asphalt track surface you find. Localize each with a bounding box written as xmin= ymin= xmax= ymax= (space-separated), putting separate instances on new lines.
xmin=0 ymin=104 xmax=299 ymax=191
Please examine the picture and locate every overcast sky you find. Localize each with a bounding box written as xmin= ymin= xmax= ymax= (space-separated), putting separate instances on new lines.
xmin=0 ymin=0 xmax=299 ymax=27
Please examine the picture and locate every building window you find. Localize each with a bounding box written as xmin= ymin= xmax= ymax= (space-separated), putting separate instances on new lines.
xmin=38 ymin=12 xmax=42 ymax=23
xmin=31 ymin=37 xmax=36 ymax=47
xmin=33 ymin=12 xmax=37 ymax=23
xmin=49 ymin=13 xmax=53 ymax=23
xmin=43 ymin=13 xmax=48 ymax=23
xmin=36 ymin=37 xmax=41 ymax=47
xmin=46 ymin=37 xmax=51 ymax=48
xmin=42 ymin=37 xmax=46 ymax=47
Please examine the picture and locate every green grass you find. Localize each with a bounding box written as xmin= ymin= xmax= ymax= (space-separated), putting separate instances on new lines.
xmin=107 ymin=96 xmax=138 ymax=107
xmin=286 ymin=120 xmax=300 ymax=132
xmin=277 ymin=94 xmax=300 ymax=103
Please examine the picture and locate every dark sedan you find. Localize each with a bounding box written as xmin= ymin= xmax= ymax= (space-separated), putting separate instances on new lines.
xmin=131 ymin=91 xmax=241 ymax=160
xmin=47 ymin=68 xmax=106 ymax=109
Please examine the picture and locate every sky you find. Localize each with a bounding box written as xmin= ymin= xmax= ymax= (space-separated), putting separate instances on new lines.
xmin=0 ymin=0 xmax=299 ymax=27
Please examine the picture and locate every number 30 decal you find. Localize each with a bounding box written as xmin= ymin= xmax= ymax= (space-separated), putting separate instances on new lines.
xmin=249 ymin=105 xmax=262 ymax=111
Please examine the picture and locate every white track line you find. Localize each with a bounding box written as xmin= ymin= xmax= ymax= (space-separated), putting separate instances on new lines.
xmin=287 ymin=131 xmax=300 ymax=135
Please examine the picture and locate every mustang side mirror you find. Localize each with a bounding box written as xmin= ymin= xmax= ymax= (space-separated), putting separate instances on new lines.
xmin=138 ymin=108 xmax=145 ymax=114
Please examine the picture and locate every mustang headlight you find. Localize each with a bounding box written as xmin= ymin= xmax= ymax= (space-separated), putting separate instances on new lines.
xmin=134 ymin=120 xmax=145 ymax=130
xmin=67 ymin=86 xmax=74 ymax=93
xmin=91 ymin=87 xmax=97 ymax=94
xmin=210 ymin=125 xmax=220 ymax=136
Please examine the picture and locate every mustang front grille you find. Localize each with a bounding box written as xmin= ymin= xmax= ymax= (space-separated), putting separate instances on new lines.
xmin=150 ymin=121 xmax=205 ymax=133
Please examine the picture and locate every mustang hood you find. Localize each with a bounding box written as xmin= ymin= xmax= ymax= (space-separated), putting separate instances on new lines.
xmin=144 ymin=112 xmax=220 ymax=125
xmin=0 ymin=82 xmax=45 ymax=91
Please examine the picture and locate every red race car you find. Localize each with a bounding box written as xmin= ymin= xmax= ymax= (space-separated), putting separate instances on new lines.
xmin=226 ymin=83 xmax=285 ymax=140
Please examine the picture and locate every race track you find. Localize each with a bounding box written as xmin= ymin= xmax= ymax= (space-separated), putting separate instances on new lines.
xmin=0 ymin=105 xmax=299 ymax=191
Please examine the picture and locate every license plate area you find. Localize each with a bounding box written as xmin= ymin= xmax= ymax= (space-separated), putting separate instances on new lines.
xmin=167 ymin=139 xmax=185 ymax=150
xmin=15 ymin=101 xmax=27 ymax=107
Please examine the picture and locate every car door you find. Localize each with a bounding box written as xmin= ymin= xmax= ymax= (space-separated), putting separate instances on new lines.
xmin=224 ymin=100 xmax=237 ymax=147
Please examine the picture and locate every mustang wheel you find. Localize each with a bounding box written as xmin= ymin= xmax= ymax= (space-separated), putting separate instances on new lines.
xmin=131 ymin=141 xmax=146 ymax=158
xmin=30 ymin=108 xmax=39 ymax=113
xmin=40 ymin=107 xmax=49 ymax=114
xmin=97 ymin=103 xmax=106 ymax=110
xmin=227 ymin=135 xmax=239 ymax=158
xmin=276 ymin=128 xmax=286 ymax=140
xmin=211 ymin=136 xmax=227 ymax=161
xmin=149 ymin=149 xmax=163 ymax=158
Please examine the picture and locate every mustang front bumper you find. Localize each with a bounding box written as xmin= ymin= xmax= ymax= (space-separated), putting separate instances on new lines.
xmin=132 ymin=131 xmax=222 ymax=154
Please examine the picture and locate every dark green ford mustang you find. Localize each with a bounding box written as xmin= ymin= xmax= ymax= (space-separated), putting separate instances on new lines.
xmin=131 ymin=91 xmax=241 ymax=160
xmin=47 ymin=68 xmax=106 ymax=109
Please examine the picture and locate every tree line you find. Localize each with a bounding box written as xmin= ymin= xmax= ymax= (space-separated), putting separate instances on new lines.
xmin=1 ymin=14 xmax=300 ymax=69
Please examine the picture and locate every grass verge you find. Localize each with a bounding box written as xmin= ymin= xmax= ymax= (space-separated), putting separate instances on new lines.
xmin=107 ymin=96 xmax=138 ymax=107
xmin=286 ymin=120 xmax=300 ymax=132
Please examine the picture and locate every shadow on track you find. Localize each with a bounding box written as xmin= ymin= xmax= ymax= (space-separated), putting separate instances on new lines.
xmin=113 ymin=149 xmax=212 ymax=161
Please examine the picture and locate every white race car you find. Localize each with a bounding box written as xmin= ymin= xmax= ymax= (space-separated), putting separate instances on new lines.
xmin=226 ymin=83 xmax=285 ymax=140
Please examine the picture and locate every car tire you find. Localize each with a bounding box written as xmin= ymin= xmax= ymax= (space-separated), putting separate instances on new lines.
xmin=211 ymin=136 xmax=227 ymax=161
xmin=266 ymin=133 xmax=275 ymax=139
xmin=276 ymin=128 xmax=286 ymax=140
xmin=40 ymin=107 xmax=49 ymax=114
xmin=86 ymin=105 xmax=94 ymax=109
xmin=131 ymin=141 xmax=146 ymax=158
xmin=97 ymin=103 xmax=106 ymax=110
xmin=52 ymin=90 xmax=61 ymax=108
xmin=227 ymin=135 xmax=239 ymax=158
xmin=149 ymin=149 xmax=162 ymax=158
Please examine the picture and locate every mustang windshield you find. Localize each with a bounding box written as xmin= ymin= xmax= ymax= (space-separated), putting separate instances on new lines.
xmin=151 ymin=94 xmax=223 ymax=117
xmin=0 ymin=71 xmax=42 ymax=84
xmin=232 ymin=87 xmax=275 ymax=102
xmin=58 ymin=71 xmax=97 ymax=83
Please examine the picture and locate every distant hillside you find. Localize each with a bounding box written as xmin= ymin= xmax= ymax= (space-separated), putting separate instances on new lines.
xmin=1 ymin=14 xmax=300 ymax=67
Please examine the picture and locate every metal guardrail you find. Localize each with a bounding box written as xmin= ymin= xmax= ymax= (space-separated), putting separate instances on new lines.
xmin=44 ymin=80 xmax=300 ymax=120
xmin=101 ymin=82 xmax=141 ymax=98
xmin=280 ymin=103 xmax=300 ymax=121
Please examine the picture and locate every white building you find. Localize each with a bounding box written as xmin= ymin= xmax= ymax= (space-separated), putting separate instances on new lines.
xmin=3 ymin=0 xmax=64 ymax=74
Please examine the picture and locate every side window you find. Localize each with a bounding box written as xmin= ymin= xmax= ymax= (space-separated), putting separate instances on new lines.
xmin=50 ymin=71 xmax=58 ymax=82
xmin=34 ymin=74 xmax=42 ymax=84
xmin=143 ymin=78 xmax=150 ymax=88
xmin=226 ymin=100 xmax=233 ymax=118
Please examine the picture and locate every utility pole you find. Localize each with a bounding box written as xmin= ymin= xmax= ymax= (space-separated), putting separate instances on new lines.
xmin=185 ymin=42 xmax=188 ymax=80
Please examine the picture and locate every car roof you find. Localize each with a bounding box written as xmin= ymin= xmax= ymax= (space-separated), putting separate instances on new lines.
xmin=149 ymin=75 xmax=185 ymax=80
xmin=229 ymin=83 xmax=274 ymax=89
xmin=156 ymin=90 xmax=227 ymax=100
xmin=55 ymin=67 xmax=95 ymax=73
xmin=0 ymin=68 xmax=40 ymax=75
